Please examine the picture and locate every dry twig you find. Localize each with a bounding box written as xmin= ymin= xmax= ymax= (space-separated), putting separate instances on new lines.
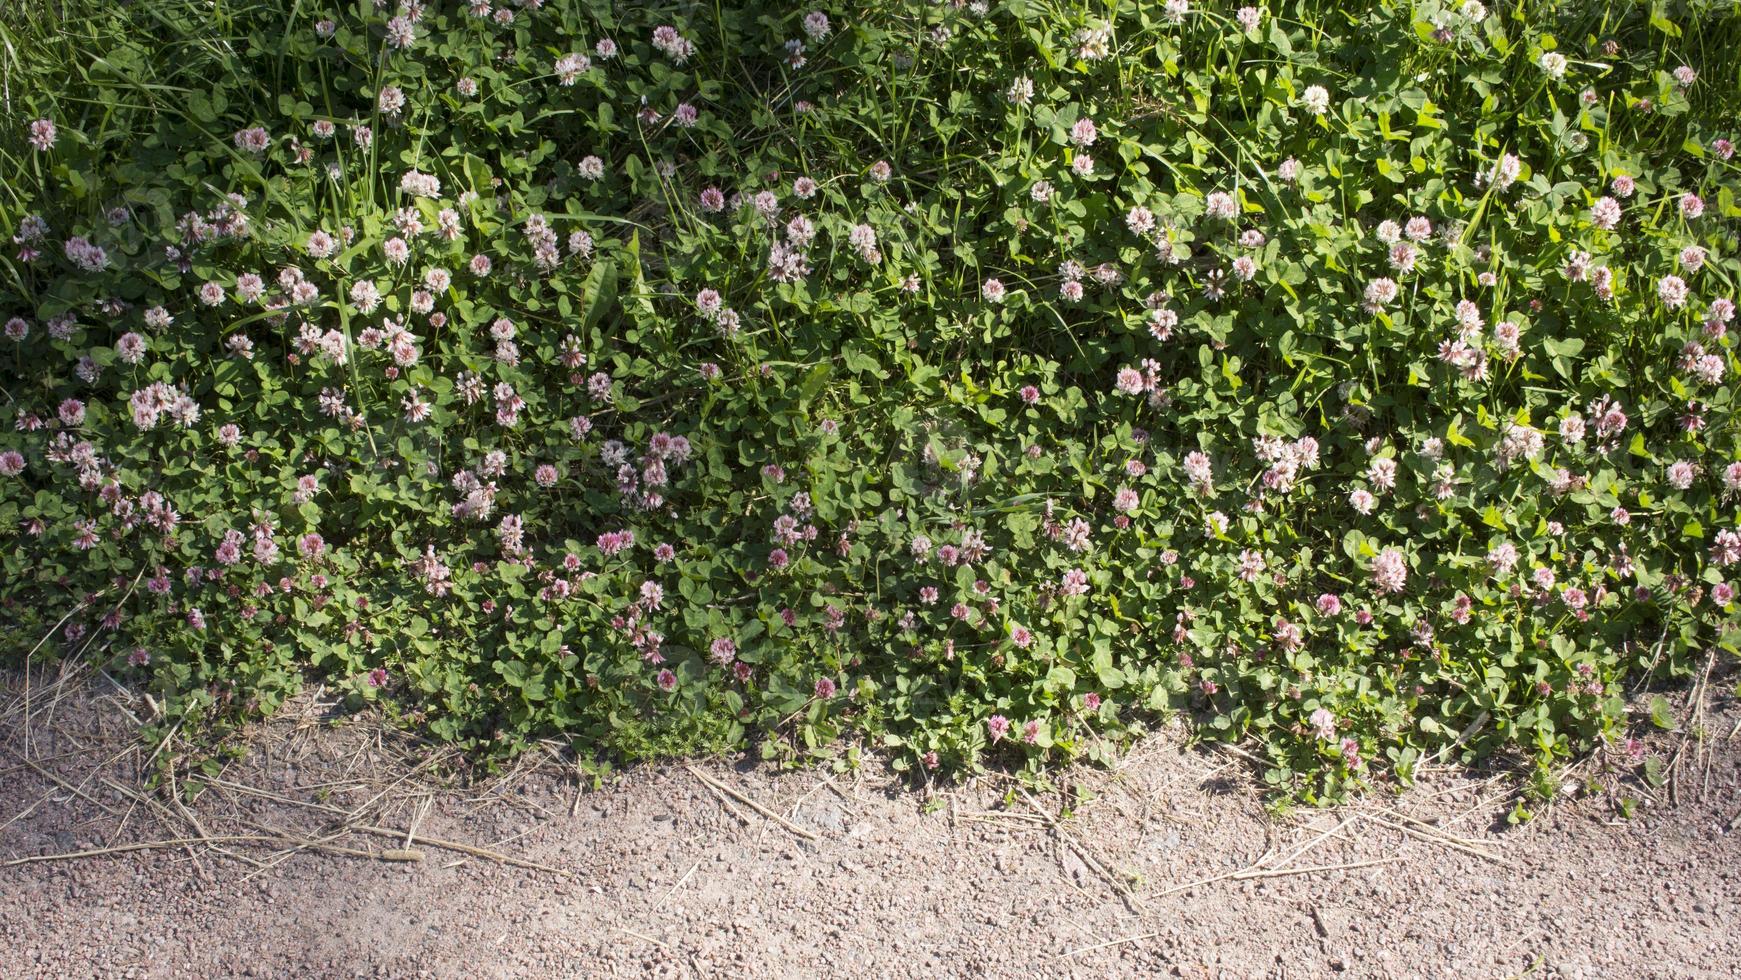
xmin=687 ymin=765 xmax=818 ymax=841
xmin=1018 ymin=788 xmax=1145 ymax=913
xmin=1361 ymin=811 xmax=1501 ymax=862
xmin=351 ymin=824 xmax=570 ymax=875
xmin=656 ymin=860 xmax=701 ymax=910
xmin=4 ymin=834 xmax=279 ymax=867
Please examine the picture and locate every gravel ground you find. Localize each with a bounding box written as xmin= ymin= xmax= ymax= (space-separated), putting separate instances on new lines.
xmin=2 ymin=666 xmax=1737 ymax=979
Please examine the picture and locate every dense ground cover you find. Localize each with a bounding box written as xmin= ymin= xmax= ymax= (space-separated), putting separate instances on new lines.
xmin=2 ymin=0 xmax=1738 ymax=799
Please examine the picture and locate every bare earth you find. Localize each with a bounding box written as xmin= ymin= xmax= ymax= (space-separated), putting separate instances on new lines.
xmin=2 ymin=666 xmax=1737 ymax=979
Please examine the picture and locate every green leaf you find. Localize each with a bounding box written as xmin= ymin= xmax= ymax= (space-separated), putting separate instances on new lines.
xmin=1647 ymin=695 xmax=1675 ymax=730
xmin=1643 ymin=756 xmax=1668 ymax=787
xmin=580 ymin=258 xmax=618 ymax=333
xmin=1447 ymin=416 xmax=1475 ymax=448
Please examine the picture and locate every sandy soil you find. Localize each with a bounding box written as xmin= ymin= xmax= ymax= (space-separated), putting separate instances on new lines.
xmin=2 ymin=664 xmax=1737 ymax=980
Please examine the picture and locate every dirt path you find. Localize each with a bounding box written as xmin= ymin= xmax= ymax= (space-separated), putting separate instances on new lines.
xmin=2 ymin=670 xmax=1737 ymax=979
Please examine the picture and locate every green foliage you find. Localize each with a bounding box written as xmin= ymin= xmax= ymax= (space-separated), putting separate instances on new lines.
xmin=1 ymin=0 xmax=1739 ymax=800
